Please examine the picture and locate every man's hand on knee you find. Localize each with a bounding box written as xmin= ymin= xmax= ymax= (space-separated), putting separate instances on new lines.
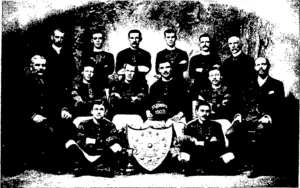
xmin=110 ymin=143 xmax=122 ymax=153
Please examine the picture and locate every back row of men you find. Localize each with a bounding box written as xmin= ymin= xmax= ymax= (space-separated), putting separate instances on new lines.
xmin=21 ymin=27 xmax=284 ymax=177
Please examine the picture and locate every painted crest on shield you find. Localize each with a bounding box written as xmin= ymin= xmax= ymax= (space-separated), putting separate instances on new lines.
xmin=127 ymin=124 xmax=173 ymax=171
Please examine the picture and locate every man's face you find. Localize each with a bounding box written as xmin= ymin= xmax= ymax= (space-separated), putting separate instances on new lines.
xmin=91 ymin=104 xmax=106 ymax=120
xmin=208 ymin=69 xmax=222 ymax=86
xmin=228 ymin=36 xmax=241 ymax=55
xmin=158 ymin=62 xmax=172 ymax=79
xmin=255 ymin=57 xmax=269 ymax=77
xmin=82 ymin=66 xmax=94 ymax=82
xmin=197 ymin=105 xmax=211 ymax=122
xmin=199 ymin=36 xmax=210 ymax=52
xmin=31 ymin=58 xmax=46 ymax=76
xmin=124 ymin=64 xmax=136 ymax=82
xmin=91 ymin=33 xmax=104 ymax=49
xmin=128 ymin=32 xmax=141 ymax=49
xmin=51 ymin=30 xmax=65 ymax=47
xmin=164 ymin=32 xmax=176 ymax=48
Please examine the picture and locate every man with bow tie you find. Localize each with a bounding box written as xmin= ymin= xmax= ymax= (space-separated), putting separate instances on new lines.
xmin=225 ymin=57 xmax=284 ymax=178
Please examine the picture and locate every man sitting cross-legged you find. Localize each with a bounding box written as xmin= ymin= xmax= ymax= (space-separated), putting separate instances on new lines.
xmin=65 ymin=99 xmax=126 ymax=177
xmin=176 ymin=100 xmax=226 ymax=175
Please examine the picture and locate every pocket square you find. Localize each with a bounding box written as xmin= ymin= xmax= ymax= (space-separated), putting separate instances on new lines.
xmin=268 ymin=90 xmax=275 ymax=94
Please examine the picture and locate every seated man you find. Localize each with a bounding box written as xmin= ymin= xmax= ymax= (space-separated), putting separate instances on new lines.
xmin=176 ymin=100 xmax=226 ymax=175
xmin=225 ymin=57 xmax=285 ymax=178
xmin=70 ymin=61 xmax=106 ymax=118
xmin=65 ymin=99 xmax=126 ymax=177
xmin=110 ymin=63 xmax=148 ymax=120
xmin=147 ymin=61 xmax=190 ymax=123
xmin=191 ymin=67 xmax=233 ymax=120
xmin=22 ymin=55 xmax=73 ymax=172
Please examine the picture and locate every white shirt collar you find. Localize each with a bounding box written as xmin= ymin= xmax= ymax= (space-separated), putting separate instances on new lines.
xmin=257 ymin=76 xmax=269 ymax=87
xmin=166 ymin=46 xmax=176 ymax=51
xmin=199 ymin=51 xmax=210 ymax=56
xmin=232 ymin=50 xmax=242 ymax=57
xmin=93 ymin=47 xmax=103 ymax=52
xmin=52 ymin=44 xmax=62 ymax=54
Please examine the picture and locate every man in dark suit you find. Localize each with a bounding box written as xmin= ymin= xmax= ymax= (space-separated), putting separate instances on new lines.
xmin=221 ymin=35 xmax=256 ymax=96
xmin=225 ymin=57 xmax=284 ymax=178
xmin=41 ymin=26 xmax=76 ymax=121
xmin=155 ymin=29 xmax=189 ymax=80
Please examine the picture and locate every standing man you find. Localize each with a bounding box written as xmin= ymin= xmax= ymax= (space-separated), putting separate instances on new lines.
xmin=155 ymin=29 xmax=189 ymax=80
xmin=82 ymin=29 xmax=115 ymax=95
xmin=41 ymin=26 xmax=76 ymax=121
xmin=116 ymin=29 xmax=151 ymax=83
xmin=225 ymin=57 xmax=284 ymax=178
xmin=221 ymin=35 xmax=256 ymax=96
xmin=189 ymin=33 xmax=221 ymax=88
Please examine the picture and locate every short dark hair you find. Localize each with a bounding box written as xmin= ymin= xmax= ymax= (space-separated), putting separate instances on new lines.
xmin=128 ymin=29 xmax=142 ymax=39
xmin=90 ymin=29 xmax=106 ymax=40
xmin=164 ymin=29 xmax=177 ymax=38
xmin=81 ymin=58 xmax=95 ymax=71
xmin=91 ymin=98 xmax=108 ymax=110
xmin=52 ymin=27 xmax=66 ymax=35
xmin=199 ymin=33 xmax=211 ymax=42
xmin=195 ymin=100 xmax=211 ymax=111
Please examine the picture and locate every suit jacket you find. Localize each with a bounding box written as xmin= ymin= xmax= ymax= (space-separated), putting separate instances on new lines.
xmin=236 ymin=76 xmax=284 ymax=122
xmin=221 ymin=52 xmax=255 ymax=92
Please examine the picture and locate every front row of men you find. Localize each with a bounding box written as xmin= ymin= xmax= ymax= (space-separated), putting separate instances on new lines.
xmin=21 ymin=52 xmax=284 ymax=178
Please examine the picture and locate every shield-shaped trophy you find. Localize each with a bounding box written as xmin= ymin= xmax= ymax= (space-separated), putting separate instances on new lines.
xmin=127 ymin=124 xmax=173 ymax=171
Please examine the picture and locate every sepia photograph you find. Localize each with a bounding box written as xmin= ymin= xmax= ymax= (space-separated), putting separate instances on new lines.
xmin=1 ymin=0 xmax=299 ymax=187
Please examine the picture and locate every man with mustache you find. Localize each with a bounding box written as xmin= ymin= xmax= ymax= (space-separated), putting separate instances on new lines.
xmin=191 ymin=67 xmax=233 ymax=120
xmin=221 ymin=35 xmax=256 ymax=96
xmin=41 ymin=26 xmax=76 ymax=121
xmin=110 ymin=63 xmax=148 ymax=120
xmin=177 ymin=100 xmax=226 ymax=175
xmin=189 ymin=33 xmax=221 ymax=89
xmin=82 ymin=29 xmax=115 ymax=97
xmin=155 ymin=29 xmax=189 ymax=80
xmin=22 ymin=55 xmax=73 ymax=173
xmin=225 ymin=57 xmax=284 ymax=178
xmin=147 ymin=61 xmax=189 ymax=123
xmin=116 ymin=29 xmax=151 ymax=84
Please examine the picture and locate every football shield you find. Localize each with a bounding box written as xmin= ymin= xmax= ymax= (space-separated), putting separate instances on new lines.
xmin=127 ymin=124 xmax=173 ymax=171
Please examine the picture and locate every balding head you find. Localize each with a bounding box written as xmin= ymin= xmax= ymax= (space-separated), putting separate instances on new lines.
xmin=255 ymin=57 xmax=270 ymax=78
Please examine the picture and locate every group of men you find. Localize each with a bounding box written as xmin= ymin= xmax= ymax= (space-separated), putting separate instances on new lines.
xmin=20 ymin=27 xmax=285 ymax=178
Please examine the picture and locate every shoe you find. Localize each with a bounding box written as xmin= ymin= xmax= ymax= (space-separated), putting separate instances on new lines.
xmin=247 ymin=169 xmax=262 ymax=178
xmin=73 ymin=167 xmax=86 ymax=177
xmin=183 ymin=168 xmax=204 ymax=176
xmin=94 ymin=166 xmax=114 ymax=178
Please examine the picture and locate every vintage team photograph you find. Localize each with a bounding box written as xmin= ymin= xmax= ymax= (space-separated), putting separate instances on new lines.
xmin=1 ymin=0 xmax=299 ymax=187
